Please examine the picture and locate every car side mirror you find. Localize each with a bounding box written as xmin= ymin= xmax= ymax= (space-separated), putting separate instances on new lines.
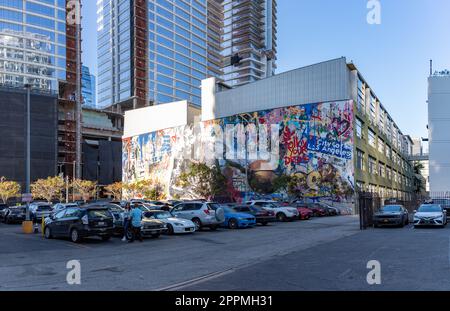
xmin=413 ymin=210 xmax=417 ymax=213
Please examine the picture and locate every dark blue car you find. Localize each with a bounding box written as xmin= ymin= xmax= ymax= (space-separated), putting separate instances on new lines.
xmin=221 ymin=206 xmax=256 ymax=229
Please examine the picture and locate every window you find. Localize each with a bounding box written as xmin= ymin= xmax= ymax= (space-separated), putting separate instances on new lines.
xmin=368 ymin=129 xmax=376 ymax=148
xmin=356 ymin=118 xmax=363 ymax=139
xmin=386 ymin=167 xmax=392 ymax=180
xmin=357 ymin=149 xmax=365 ymax=171
xmin=378 ymin=139 xmax=385 ymax=154
xmin=378 ymin=162 xmax=385 ymax=178
xmin=369 ymin=156 xmax=377 ymax=175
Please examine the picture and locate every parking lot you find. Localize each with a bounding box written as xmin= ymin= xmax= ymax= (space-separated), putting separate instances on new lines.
xmin=0 ymin=216 xmax=359 ymax=291
xmin=2 ymin=216 xmax=450 ymax=291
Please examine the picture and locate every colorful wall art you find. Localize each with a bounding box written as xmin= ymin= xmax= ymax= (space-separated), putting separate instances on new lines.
xmin=123 ymin=100 xmax=355 ymax=206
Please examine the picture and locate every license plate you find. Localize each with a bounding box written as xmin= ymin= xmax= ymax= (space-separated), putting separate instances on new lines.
xmin=98 ymin=222 xmax=105 ymax=226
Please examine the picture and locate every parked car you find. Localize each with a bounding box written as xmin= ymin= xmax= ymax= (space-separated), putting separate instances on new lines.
xmin=29 ymin=203 xmax=53 ymax=222
xmin=3 ymin=206 xmax=26 ymax=224
xmin=373 ymin=205 xmax=409 ymax=228
xmin=105 ymin=204 xmax=126 ymax=235
xmin=291 ymin=203 xmax=314 ymax=220
xmin=232 ymin=205 xmax=276 ymax=226
xmin=136 ymin=211 xmax=168 ymax=238
xmin=413 ymin=204 xmax=447 ymax=228
xmin=144 ymin=210 xmax=195 ymax=235
xmin=246 ymin=201 xmax=299 ymax=222
xmin=53 ymin=203 xmax=79 ymax=214
xmin=44 ymin=205 xmax=114 ymax=243
xmin=0 ymin=203 xmax=8 ymax=221
xmin=317 ymin=202 xmax=340 ymax=216
xmin=305 ymin=203 xmax=328 ymax=217
xmin=217 ymin=206 xmax=256 ymax=229
xmin=171 ymin=201 xmax=225 ymax=231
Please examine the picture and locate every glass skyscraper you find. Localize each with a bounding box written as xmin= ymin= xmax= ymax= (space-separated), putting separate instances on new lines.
xmin=81 ymin=65 xmax=96 ymax=107
xmin=97 ymin=0 xmax=208 ymax=109
xmin=0 ymin=0 xmax=68 ymax=92
xmin=218 ymin=0 xmax=277 ymax=87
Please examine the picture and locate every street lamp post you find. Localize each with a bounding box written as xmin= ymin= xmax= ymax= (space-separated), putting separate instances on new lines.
xmin=24 ymin=84 xmax=31 ymax=221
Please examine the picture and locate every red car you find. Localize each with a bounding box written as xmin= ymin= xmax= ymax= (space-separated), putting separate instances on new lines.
xmin=292 ymin=204 xmax=314 ymax=220
xmin=306 ymin=203 xmax=328 ymax=217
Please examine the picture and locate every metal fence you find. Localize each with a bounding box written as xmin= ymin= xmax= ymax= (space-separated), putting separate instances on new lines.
xmin=357 ymin=192 xmax=450 ymax=229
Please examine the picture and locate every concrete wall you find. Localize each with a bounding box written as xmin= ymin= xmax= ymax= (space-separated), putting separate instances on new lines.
xmin=428 ymin=75 xmax=450 ymax=192
xmin=202 ymin=57 xmax=351 ymax=121
xmin=123 ymin=101 xmax=201 ymax=138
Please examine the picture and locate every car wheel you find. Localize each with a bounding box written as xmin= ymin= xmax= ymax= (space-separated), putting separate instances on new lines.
xmin=167 ymin=224 xmax=174 ymax=235
xmin=228 ymin=218 xmax=238 ymax=229
xmin=70 ymin=229 xmax=81 ymax=243
xmin=192 ymin=218 xmax=202 ymax=231
xmin=101 ymin=235 xmax=111 ymax=241
xmin=151 ymin=233 xmax=160 ymax=238
xmin=261 ymin=221 xmax=268 ymax=226
xmin=276 ymin=213 xmax=286 ymax=222
xmin=126 ymin=228 xmax=133 ymax=240
xmin=44 ymin=226 xmax=52 ymax=239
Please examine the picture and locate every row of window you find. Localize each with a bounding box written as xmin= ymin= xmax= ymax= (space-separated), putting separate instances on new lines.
xmin=356 ymin=76 xmax=410 ymax=155
xmin=355 ymin=117 xmax=410 ymax=171
xmin=356 ymin=149 xmax=412 ymax=187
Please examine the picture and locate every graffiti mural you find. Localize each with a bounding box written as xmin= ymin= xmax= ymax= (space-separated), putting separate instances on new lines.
xmin=123 ymin=100 xmax=355 ymax=204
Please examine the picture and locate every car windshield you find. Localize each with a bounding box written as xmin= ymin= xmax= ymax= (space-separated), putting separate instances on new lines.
xmin=262 ymin=203 xmax=277 ymax=208
xmin=88 ymin=209 xmax=111 ymax=218
xmin=108 ymin=206 xmax=123 ymax=213
xmin=418 ymin=205 xmax=442 ymax=213
xmin=152 ymin=212 xmax=172 ymax=219
xmin=380 ymin=206 xmax=402 ymax=212
xmin=37 ymin=206 xmax=52 ymax=211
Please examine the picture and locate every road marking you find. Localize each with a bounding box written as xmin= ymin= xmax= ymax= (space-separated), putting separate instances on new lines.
xmin=155 ymin=268 xmax=236 ymax=291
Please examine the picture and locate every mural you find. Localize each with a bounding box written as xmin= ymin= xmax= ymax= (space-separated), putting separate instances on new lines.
xmin=123 ymin=100 xmax=355 ymax=205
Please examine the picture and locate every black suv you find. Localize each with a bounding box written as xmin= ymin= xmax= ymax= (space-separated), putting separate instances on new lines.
xmin=3 ymin=206 xmax=26 ymax=224
xmin=44 ymin=205 xmax=114 ymax=243
xmin=0 ymin=203 xmax=8 ymax=221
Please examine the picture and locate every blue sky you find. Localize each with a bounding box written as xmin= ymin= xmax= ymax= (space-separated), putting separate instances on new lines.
xmin=82 ymin=0 xmax=450 ymax=139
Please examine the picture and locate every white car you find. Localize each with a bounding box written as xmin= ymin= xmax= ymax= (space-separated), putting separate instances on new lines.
xmin=246 ymin=200 xmax=299 ymax=222
xmin=414 ymin=204 xmax=447 ymax=228
xmin=145 ymin=210 xmax=196 ymax=235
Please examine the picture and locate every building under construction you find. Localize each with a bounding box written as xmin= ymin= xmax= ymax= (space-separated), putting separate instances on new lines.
xmin=0 ymin=0 xmax=123 ymax=185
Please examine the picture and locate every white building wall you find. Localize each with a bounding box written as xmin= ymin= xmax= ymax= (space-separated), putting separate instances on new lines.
xmin=123 ymin=101 xmax=200 ymax=138
xmin=428 ymin=74 xmax=450 ymax=192
xmin=202 ymin=58 xmax=351 ymax=121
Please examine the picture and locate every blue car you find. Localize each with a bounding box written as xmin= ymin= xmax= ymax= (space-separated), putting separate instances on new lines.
xmin=221 ymin=206 xmax=256 ymax=229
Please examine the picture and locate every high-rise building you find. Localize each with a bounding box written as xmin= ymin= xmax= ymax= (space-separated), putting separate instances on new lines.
xmin=428 ymin=69 xmax=450 ymax=192
xmin=97 ymin=0 xmax=208 ymax=109
xmin=0 ymin=0 xmax=83 ymax=180
xmin=0 ymin=0 xmax=69 ymax=92
xmin=214 ymin=0 xmax=277 ymax=87
xmin=82 ymin=65 xmax=96 ymax=107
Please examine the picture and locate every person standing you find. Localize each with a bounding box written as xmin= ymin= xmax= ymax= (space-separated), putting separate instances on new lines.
xmin=121 ymin=203 xmax=131 ymax=242
xmin=129 ymin=203 xmax=143 ymax=243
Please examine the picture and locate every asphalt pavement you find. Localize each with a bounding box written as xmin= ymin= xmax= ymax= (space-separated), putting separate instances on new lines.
xmin=1 ymin=216 xmax=449 ymax=291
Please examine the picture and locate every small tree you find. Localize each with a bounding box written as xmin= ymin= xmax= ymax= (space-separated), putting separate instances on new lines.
xmin=105 ymin=182 xmax=123 ymax=200
xmin=0 ymin=177 xmax=21 ymax=204
xmin=143 ymin=182 xmax=166 ymax=201
xmin=31 ymin=176 xmax=65 ymax=203
xmin=72 ymin=179 xmax=97 ymax=203
xmin=179 ymin=163 xmax=226 ymax=200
